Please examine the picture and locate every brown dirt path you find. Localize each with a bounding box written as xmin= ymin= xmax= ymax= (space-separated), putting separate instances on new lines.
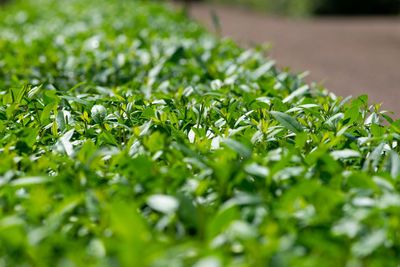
xmin=174 ymin=2 xmax=400 ymax=117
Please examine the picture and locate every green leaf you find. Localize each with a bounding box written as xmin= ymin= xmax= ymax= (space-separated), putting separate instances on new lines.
xmin=40 ymin=102 xmax=58 ymax=123
xmin=68 ymin=81 xmax=87 ymax=92
xmin=193 ymin=257 xmax=222 ymax=267
xmin=91 ymin=105 xmax=107 ymax=124
xmin=100 ymin=131 xmax=119 ymax=146
xmin=142 ymin=106 xmax=155 ymax=119
xmin=10 ymin=176 xmax=51 ymax=187
xmin=14 ymin=86 xmax=28 ymax=104
xmin=56 ymin=110 xmax=66 ymax=132
xmin=147 ymin=194 xmax=179 ymax=214
xmin=28 ymin=85 xmax=42 ymax=99
xmin=222 ymin=138 xmax=252 ymax=158
xmin=227 ymin=220 xmax=258 ymax=240
xmin=58 ymin=129 xmax=74 ymax=156
xmin=363 ymin=143 xmax=386 ymax=171
xmin=177 ymin=193 xmax=198 ymax=229
xmin=270 ymin=111 xmax=304 ymax=134
xmin=388 ymin=150 xmax=400 ymax=178
xmin=168 ymin=46 xmax=184 ymax=63
xmin=244 ymin=163 xmax=269 ymax=177
xmin=344 ymin=105 xmax=361 ymax=123
xmin=42 ymin=90 xmax=60 ymax=105
xmin=352 ymin=230 xmax=386 ymax=257
xmin=371 ymin=123 xmax=385 ymax=137
xmin=77 ymin=139 xmax=96 ymax=164
xmin=23 ymin=128 xmax=39 ymax=147
xmin=252 ymin=61 xmax=275 ymax=80
xmin=283 ymin=85 xmax=309 ymax=103
xmin=330 ymin=149 xmax=361 ymax=160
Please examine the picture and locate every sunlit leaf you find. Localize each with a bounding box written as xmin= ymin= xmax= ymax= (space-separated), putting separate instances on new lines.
xmin=270 ymin=111 xmax=304 ymax=133
xmin=147 ymin=194 xmax=179 ymax=214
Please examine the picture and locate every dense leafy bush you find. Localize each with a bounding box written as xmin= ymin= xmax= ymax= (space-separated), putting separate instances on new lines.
xmin=1 ymin=0 xmax=400 ymax=266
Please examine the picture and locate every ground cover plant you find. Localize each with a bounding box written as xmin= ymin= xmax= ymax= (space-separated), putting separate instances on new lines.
xmin=1 ymin=0 xmax=400 ymax=266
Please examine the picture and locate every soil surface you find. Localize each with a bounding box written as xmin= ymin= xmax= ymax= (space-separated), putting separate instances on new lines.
xmin=173 ymin=2 xmax=400 ymax=117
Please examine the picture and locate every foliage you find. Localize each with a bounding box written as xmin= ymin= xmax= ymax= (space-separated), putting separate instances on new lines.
xmin=1 ymin=0 xmax=400 ymax=266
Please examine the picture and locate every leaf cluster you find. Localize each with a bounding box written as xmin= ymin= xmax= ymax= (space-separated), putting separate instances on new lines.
xmin=1 ymin=0 xmax=400 ymax=266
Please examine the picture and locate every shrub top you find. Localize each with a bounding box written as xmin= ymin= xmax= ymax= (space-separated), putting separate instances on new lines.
xmin=1 ymin=0 xmax=400 ymax=266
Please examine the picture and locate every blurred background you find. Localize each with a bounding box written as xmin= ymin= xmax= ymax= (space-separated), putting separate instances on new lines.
xmin=1 ymin=0 xmax=399 ymax=115
xmin=205 ymin=0 xmax=400 ymax=16
xmin=174 ymin=0 xmax=400 ymax=116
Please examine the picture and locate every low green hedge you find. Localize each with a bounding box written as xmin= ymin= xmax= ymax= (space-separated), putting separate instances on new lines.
xmin=1 ymin=0 xmax=400 ymax=266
